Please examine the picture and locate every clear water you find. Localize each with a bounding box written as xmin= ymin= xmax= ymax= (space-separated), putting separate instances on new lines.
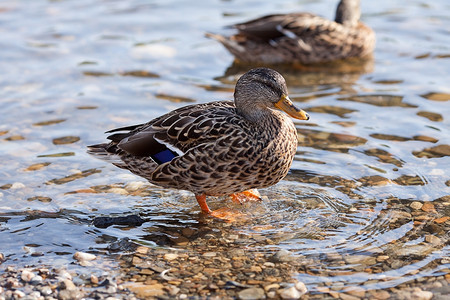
xmin=1 ymin=0 xmax=449 ymax=293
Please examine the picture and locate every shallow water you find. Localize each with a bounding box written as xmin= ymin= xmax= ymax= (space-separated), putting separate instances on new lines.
xmin=1 ymin=0 xmax=449 ymax=296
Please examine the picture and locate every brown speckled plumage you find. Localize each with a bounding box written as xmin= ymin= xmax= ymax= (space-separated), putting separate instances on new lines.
xmin=206 ymin=0 xmax=375 ymax=64
xmin=88 ymin=68 xmax=309 ymax=214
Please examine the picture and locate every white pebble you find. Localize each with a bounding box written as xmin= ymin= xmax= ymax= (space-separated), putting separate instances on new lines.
xmin=21 ymin=269 xmax=35 ymax=282
xmin=13 ymin=290 xmax=26 ymax=298
xmin=125 ymin=181 xmax=146 ymax=192
xmin=295 ymin=281 xmax=307 ymax=295
xmin=73 ymin=251 xmax=96 ymax=262
xmin=57 ymin=270 xmax=73 ymax=281
xmin=412 ymin=289 xmax=433 ymax=300
xmin=107 ymin=188 xmax=129 ymax=195
xmin=279 ymin=286 xmax=302 ymax=299
xmin=164 ymin=253 xmax=178 ymax=261
xmin=11 ymin=182 xmax=25 ymax=189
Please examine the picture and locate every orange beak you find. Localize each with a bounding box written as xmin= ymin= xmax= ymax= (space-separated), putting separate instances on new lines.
xmin=274 ymin=95 xmax=309 ymax=120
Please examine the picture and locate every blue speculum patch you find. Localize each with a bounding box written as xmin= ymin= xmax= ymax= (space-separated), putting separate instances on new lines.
xmin=152 ymin=149 xmax=177 ymax=164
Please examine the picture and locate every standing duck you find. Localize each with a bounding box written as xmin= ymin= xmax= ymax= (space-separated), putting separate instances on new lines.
xmin=88 ymin=68 xmax=309 ymax=217
xmin=206 ymin=0 xmax=375 ymax=64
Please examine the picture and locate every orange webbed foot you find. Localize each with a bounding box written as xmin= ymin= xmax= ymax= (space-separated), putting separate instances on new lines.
xmin=195 ymin=194 xmax=246 ymax=222
xmin=209 ymin=207 xmax=245 ymax=222
xmin=230 ymin=189 xmax=262 ymax=204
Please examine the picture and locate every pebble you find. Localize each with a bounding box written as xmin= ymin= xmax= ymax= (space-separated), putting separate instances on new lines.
xmin=21 ymin=270 xmax=35 ymax=282
xmin=344 ymin=254 xmax=376 ymax=265
xmin=40 ymin=286 xmax=53 ymax=296
xmin=271 ymin=249 xmax=295 ymax=263
xmin=11 ymin=182 xmax=26 ymax=189
xmin=294 ymin=281 xmax=307 ymax=295
xmin=107 ymin=188 xmax=129 ymax=195
xmin=125 ymin=181 xmax=146 ymax=192
xmin=264 ymin=283 xmax=280 ymax=291
xmin=90 ymin=274 xmax=99 ymax=285
xmin=421 ymin=202 xmax=436 ymax=212
xmin=340 ymin=293 xmax=360 ymax=300
xmin=73 ymin=251 xmax=96 ymax=262
xmin=279 ymin=286 xmax=302 ymax=299
xmin=410 ymin=201 xmax=423 ymax=210
xmin=124 ymin=283 xmax=165 ymax=298
xmin=57 ymin=270 xmax=72 ymax=281
xmin=13 ymin=290 xmax=26 ymax=298
xmin=370 ymin=290 xmax=390 ymax=299
xmin=163 ymin=253 xmax=179 ymax=261
xmin=59 ymin=279 xmax=76 ymax=290
xmin=30 ymin=275 xmax=43 ymax=285
xmin=238 ymin=287 xmax=266 ymax=300
xmin=377 ymin=255 xmax=390 ymax=262
xmin=424 ymin=234 xmax=441 ymax=245
xmin=412 ymin=289 xmax=433 ymax=300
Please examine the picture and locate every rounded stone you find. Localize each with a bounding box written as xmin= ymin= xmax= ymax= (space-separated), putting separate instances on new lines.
xmin=279 ymin=286 xmax=302 ymax=299
xmin=21 ymin=269 xmax=35 ymax=282
xmin=73 ymin=251 xmax=96 ymax=262
xmin=238 ymin=287 xmax=266 ymax=300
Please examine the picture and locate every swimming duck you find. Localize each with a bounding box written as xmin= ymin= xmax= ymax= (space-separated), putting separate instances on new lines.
xmin=88 ymin=68 xmax=309 ymax=217
xmin=206 ymin=0 xmax=375 ymax=64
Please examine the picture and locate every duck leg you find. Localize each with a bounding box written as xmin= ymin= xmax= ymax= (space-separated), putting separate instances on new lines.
xmin=195 ymin=194 xmax=212 ymax=214
xmin=230 ymin=189 xmax=262 ymax=204
xmin=196 ymin=193 xmax=244 ymax=222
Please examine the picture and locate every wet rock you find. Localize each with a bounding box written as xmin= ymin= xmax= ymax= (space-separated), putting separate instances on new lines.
xmin=73 ymin=251 xmax=96 ymax=262
xmin=107 ymin=187 xmax=129 ymax=195
xmin=21 ymin=269 xmax=36 ymax=282
xmin=271 ymin=249 xmax=295 ymax=263
xmin=369 ymin=290 xmax=390 ymax=299
xmin=13 ymin=290 xmax=26 ymax=298
xmin=343 ymin=254 xmax=376 ymax=265
xmin=57 ymin=270 xmax=72 ymax=281
xmin=294 ymin=281 xmax=307 ymax=295
xmin=58 ymin=279 xmax=83 ymax=300
xmin=11 ymin=182 xmax=26 ymax=189
xmin=238 ymin=287 xmax=265 ymax=300
xmin=410 ymin=201 xmax=423 ymax=210
xmin=27 ymin=196 xmax=52 ymax=202
xmin=340 ymin=293 xmax=360 ymax=300
xmin=166 ymin=285 xmax=180 ymax=296
xmin=376 ymin=255 xmax=389 ymax=262
xmin=98 ymin=278 xmax=118 ymax=294
xmin=343 ymin=286 xmax=366 ymax=298
xmin=93 ymin=215 xmax=145 ymax=228
xmin=125 ymin=181 xmax=146 ymax=192
xmin=39 ymin=285 xmax=53 ymax=296
xmin=422 ymin=202 xmax=436 ymax=212
xmin=124 ymin=283 xmax=165 ymax=298
xmin=279 ymin=286 xmax=302 ymax=299
xmin=264 ymin=283 xmax=280 ymax=291
xmin=30 ymin=275 xmax=43 ymax=285
xmin=412 ymin=288 xmax=433 ymax=300
xmin=164 ymin=253 xmax=179 ymax=261
xmin=90 ymin=274 xmax=99 ymax=285
xmin=424 ymin=234 xmax=441 ymax=246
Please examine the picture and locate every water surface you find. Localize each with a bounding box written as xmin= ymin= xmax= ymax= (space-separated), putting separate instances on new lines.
xmin=1 ymin=0 xmax=449 ymax=297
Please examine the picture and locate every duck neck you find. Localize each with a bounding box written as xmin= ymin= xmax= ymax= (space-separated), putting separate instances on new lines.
xmin=236 ymin=105 xmax=275 ymax=124
xmin=335 ymin=0 xmax=361 ymax=27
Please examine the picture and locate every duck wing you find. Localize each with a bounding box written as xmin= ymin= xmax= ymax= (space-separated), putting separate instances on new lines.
xmin=107 ymin=101 xmax=238 ymax=164
xmin=234 ymin=13 xmax=324 ymax=40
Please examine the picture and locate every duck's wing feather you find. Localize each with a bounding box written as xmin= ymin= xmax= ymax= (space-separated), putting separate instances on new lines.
xmin=234 ymin=13 xmax=326 ymax=40
xmin=107 ymin=101 xmax=237 ymax=161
